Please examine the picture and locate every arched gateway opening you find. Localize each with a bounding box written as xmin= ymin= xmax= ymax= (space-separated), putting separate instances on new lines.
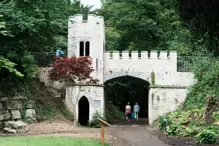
xmin=78 ymin=96 xmax=89 ymax=126
xmin=104 ymin=76 xmax=150 ymax=124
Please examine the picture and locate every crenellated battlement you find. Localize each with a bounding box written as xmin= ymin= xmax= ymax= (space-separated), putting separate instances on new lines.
xmin=104 ymin=50 xmax=177 ymax=60
xmin=68 ymin=14 xmax=104 ymax=26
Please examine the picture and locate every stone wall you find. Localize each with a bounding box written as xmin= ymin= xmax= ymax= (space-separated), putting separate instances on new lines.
xmin=36 ymin=67 xmax=65 ymax=98
xmin=148 ymin=86 xmax=188 ymax=125
xmin=0 ymin=93 xmax=36 ymax=129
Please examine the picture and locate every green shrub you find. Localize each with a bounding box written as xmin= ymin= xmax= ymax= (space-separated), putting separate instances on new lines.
xmin=184 ymin=57 xmax=219 ymax=110
xmin=207 ymin=126 xmax=219 ymax=136
xmin=61 ymin=103 xmax=74 ymax=121
xmin=213 ymin=111 xmax=219 ymax=122
xmin=166 ymin=124 xmax=181 ymax=136
xmin=105 ymin=101 xmax=124 ymax=123
xmin=159 ymin=116 xmax=172 ymax=132
xmin=196 ymin=129 xmax=217 ymax=144
xmin=182 ymin=127 xmax=199 ymax=137
xmin=35 ymin=101 xmax=56 ymax=122
xmin=89 ymin=111 xmax=107 ymax=128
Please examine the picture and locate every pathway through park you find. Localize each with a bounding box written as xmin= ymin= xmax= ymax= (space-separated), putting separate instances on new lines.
xmin=1 ymin=119 xmax=172 ymax=146
xmin=109 ymin=122 xmax=170 ymax=146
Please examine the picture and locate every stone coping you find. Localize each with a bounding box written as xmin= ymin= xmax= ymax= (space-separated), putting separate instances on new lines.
xmin=68 ymin=84 xmax=104 ymax=87
xmin=149 ymin=85 xmax=188 ymax=89
xmin=67 ymin=84 xmax=188 ymax=89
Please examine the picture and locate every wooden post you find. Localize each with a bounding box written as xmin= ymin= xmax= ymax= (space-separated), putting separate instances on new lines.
xmin=97 ymin=118 xmax=110 ymax=146
xmin=101 ymin=125 xmax=105 ymax=145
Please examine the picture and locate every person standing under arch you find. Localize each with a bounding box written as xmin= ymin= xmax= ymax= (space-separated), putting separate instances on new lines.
xmin=134 ymin=102 xmax=140 ymax=121
xmin=125 ymin=102 xmax=132 ymax=121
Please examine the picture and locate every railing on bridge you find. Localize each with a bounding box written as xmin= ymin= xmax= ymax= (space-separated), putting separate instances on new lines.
xmin=177 ymin=56 xmax=194 ymax=72
xmin=177 ymin=56 xmax=214 ymax=72
xmin=31 ymin=52 xmax=56 ymax=67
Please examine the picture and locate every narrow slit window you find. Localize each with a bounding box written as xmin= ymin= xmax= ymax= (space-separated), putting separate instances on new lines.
xmin=80 ymin=41 xmax=84 ymax=56
xmin=96 ymin=59 xmax=98 ymax=71
xmin=85 ymin=41 xmax=90 ymax=56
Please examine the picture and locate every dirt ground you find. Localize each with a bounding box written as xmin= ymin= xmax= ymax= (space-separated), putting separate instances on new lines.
xmin=1 ymin=118 xmax=219 ymax=146
xmin=0 ymin=119 xmax=120 ymax=145
xmin=0 ymin=119 xmax=169 ymax=146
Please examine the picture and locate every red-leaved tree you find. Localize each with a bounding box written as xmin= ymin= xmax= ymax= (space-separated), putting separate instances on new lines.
xmin=49 ymin=56 xmax=98 ymax=85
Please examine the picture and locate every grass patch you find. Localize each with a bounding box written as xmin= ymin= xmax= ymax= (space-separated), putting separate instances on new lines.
xmin=0 ymin=137 xmax=109 ymax=146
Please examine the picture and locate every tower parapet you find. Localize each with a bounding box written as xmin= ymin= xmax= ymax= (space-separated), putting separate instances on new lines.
xmin=104 ymin=50 xmax=177 ymax=60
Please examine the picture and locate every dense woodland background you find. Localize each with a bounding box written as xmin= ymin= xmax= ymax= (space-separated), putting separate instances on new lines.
xmin=0 ymin=0 xmax=219 ymax=108
xmin=0 ymin=0 xmax=219 ymax=143
xmin=0 ymin=0 xmax=219 ymax=142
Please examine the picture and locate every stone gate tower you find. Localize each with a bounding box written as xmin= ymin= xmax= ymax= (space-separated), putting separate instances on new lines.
xmin=66 ymin=14 xmax=105 ymax=124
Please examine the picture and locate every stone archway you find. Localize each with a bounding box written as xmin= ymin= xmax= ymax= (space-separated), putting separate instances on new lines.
xmin=104 ymin=75 xmax=150 ymax=122
xmin=78 ymin=96 xmax=89 ymax=126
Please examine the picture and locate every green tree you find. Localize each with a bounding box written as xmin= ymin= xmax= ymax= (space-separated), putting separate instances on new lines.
xmin=0 ymin=14 xmax=23 ymax=78
xmin=0 ymin=0 xmax=85 ymax=93
xmin=98 ymin=0 xmax=194 ymax=55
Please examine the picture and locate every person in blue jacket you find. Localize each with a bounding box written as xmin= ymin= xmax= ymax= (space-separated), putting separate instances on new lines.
xmin=56 ymin=49 xmax=64 ymax=57
xmin=133 ymin=102 xmax=140 ymax=120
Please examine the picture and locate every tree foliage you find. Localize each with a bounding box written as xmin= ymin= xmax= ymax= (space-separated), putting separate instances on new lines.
xmin=98 ymin=0 xmax=196 ymax=55
xmin=0 ymin=14 xmax=24 ymax=92
xmin=0 ymin=0 xmax=93 ymax=93
xmin=49 ymin=56 xmax=98 ymax=85
xmin=180 ymin=0 xmax=219 ymax=56
xmin=0 ymin=57 xmax=23 ymax=77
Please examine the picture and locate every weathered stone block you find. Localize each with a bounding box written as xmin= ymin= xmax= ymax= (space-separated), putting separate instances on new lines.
xmin=11 ymin=110 xmax=21 ymax=120
xmin=0 ymin=97 xmax=8 ymax=102
xmin=0 ymin=114 xmax=4 ymax=121
xmin=0 ymin=110 xmax=8 ymax=114
xmin=25 ymin=109 xmax=36 ymax=118
xmin=7 ymin=100 xmax=23 ymax=110
xmin=12 ymin=95 xmax=26 ymax=100
xmin=0 ymin=122 xmax=3 ymax=129
xmin=4 ymin=111 xmax=11 ymax=120
xmin=17 ymin=125 xmax=29 ymax=133
xmin=0 ymin=102 xmax=3 ymax=110
xmin=4 ymin=120 xmax=28 ymax=129
xmin=25 ymin=100 xmax=36 ymax=109
xmin=24 ymin=118 xmax=37 ymax=124
xmin=4 ymin=127 xmax=16 ymax=134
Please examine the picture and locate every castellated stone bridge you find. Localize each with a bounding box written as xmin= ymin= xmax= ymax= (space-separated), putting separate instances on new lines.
xmin=39 ymin=14 xmax=196 ymax=125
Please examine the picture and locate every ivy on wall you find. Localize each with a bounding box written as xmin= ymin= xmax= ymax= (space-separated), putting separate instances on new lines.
xmin=151 ymin=71 xmax=155 ymax=85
